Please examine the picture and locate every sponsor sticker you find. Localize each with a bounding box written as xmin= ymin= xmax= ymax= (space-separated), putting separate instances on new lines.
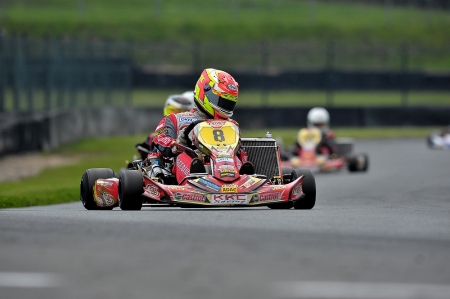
xmin=168 ymin=186 xmax=185 ymax=190
xmin=219 ymin=168 xmax=237 ymax=178
xmin=179 ymin=117 xmax=197 ymax=123
xmin=176 ymin=159 xmax=190 ymax=176
xmin=208 ymin=120 xmax=226 ymax=128
xmin=241 ymin=178 xmax=257 ymax=189
xmin=227 ymin=84 xmax=237 ymax=91
xmin=291 ymin=184 xmax=303 ymax=198
xmin=154 ymin=127 xmax=167 ymax=136
xmin=270 ymin=185 xmax=287 ymax=190
xmin=175 ymin=193 xmax=204 ymax=202
xmin=258 ymin=193 xmax=281 ymax=202
xmin=97 ymin=180 xmax=113 ymax=187
xmin=146 ymin=184 xmax=160 ymax=199
xmin=210 ymin=194 xmax=248 ymax=205
xmin=221 ymin=185 xmax=238 ymax=193
xmin=217 ymin=153 xmax=233 ymax=159
xmin=198 ymin=178 xmax=221 ymax=191
xmin=216 ymin=157 xmax=234 ymax=163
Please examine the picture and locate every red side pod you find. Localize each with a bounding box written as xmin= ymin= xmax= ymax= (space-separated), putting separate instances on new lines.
xmin=94 ymin=178 xmax=119 ymax=207
xmin=143 ymin=177 xmax=166 ymax=201
xmin=289 ymin=176 xmax=305 ymax=200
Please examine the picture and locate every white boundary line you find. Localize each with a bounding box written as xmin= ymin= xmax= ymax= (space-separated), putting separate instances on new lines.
xmin=273 ymin=281 xmax=450 ymax=299
xmin=0 ymin=272 xmax=65 ymax=288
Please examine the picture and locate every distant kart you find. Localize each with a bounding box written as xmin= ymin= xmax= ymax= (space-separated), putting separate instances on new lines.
xmin=80 ymin=120 xmax=316 ymax=210
xmin=427 ymin=130 xmax=450 ymax=150
xmin=281 ymin=128 xmax=369 ymax=173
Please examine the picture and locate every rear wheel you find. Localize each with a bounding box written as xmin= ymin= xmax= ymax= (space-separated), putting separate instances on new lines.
xmin=80 ymin=168 xmax=116 ymax=210
xmin=347 ymin=153 xmax=369 ymax=172
xmin=292 ymin=168 xmax=316 ymax=210
xmin=119 ymin=170 xmax=144 ymax=210
xmin=267 ymin=166 xmax=294 ymax=209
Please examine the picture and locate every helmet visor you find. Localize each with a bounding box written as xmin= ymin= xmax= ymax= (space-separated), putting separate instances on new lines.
xmin=205 ymin=89 xmax=236 ymax=116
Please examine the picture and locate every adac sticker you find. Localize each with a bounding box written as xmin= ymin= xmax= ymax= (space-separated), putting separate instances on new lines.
xmin=221 ymin=185 xmax=238 ymax=193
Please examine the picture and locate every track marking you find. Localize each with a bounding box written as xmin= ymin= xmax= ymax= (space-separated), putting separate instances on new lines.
xmin=0 ymin=272 xmax=65 ymax=288
xmin=273 ymin=281 xmax=450 ymax=299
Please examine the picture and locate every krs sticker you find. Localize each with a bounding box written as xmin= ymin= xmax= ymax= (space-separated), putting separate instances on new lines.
xmin=210 ymin=194 xmax=248 ymax=205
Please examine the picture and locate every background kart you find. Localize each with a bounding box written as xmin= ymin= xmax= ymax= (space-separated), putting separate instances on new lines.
xmin=427 ymin=130 xmax=450 ymax=150
xmin=280 ymin=128 xmax=369 ymax=173
xmin=80 ymin=120 xmax=316 ymax=210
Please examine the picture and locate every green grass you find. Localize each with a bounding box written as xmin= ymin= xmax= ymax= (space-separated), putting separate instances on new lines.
xmin=0 ymin=126 xmax=440 ymax=209
xmin=133 ymin=89 xmax=450 ymax=107
xmin=1 ymin=0 xmax=450 ymax=46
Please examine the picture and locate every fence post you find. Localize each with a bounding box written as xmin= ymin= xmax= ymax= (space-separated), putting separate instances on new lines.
xmin=326 ymin=40 xmax=334 ymax=107
xmin=192 ymin=40 xmax=201 ymax=74
xmin=124 ymin=40 xmax=133 ymax=106
xmin=401 ymin=43 xmax=409 ymax=107
xmin=385 ymin=0 xmax=393 ymax=27
xmin=260 ymin=40 xmax=269 ymax=107
xmin=24 ymin=37 xmax=34 ymax=112
xmin=0 ymin=33 xmax=5 ymax=112
xmin=308 ymin=0 xmax=316 ymax=24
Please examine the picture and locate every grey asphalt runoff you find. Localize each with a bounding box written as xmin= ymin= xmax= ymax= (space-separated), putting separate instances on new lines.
xmin=0 ymin=138 xmax=449 ymax=299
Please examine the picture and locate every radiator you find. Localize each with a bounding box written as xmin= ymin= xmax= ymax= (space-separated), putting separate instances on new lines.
xmin=241 ymin=138 xmax=281 ymax=179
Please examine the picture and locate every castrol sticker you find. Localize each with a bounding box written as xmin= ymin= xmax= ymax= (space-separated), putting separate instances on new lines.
xmin=210 ymin=194 xmax=248 ymax=205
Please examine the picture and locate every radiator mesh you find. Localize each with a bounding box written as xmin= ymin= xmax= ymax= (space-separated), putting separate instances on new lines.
xmin=241 ymin=138 xmax=280 ymax=179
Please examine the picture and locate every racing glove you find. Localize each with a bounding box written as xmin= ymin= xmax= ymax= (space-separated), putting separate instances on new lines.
xmin=176 ymin=128 xmax=188 ymax=147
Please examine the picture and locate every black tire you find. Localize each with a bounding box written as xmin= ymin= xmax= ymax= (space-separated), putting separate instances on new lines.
xmin=281 ymin=166 xmax=294 ymax=184
xmin=292 ymin=168 xmax=316 ymax=210
xmin=267 ymin=166 xmax=294 ymax=209
xmin=80 ymin=168 xmax=116 ymax=210
xmin=347 ymin=153 xmax=369 ymax=172
xmin=119 ymin=170 xmax=144 ymax=210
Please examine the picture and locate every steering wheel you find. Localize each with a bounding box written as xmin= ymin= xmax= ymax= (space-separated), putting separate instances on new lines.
xmin=182 ymin=120 xmax=204 ymax=149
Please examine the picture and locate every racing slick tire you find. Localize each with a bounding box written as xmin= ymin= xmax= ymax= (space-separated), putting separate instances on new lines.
xmin=119 ymin=169 xmax=144 ymax=210
xmin=268 ymin=166 xmax=294 ymax=209
xmin=80 ymin=168 xmax=116 ymax=210
xmin=347 ymin=153 xmax=369 ymax=172
xmin=292 ymin=168 xmax=316 ymax=210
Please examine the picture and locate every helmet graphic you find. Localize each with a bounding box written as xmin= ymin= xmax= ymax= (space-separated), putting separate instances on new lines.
xmin=163 ymin=94 xmax=195 ymax=116
xmin=194 ymin=68 xmax=239 ymax=119
xmin=307 ymin=107 xmax=330 ymax=129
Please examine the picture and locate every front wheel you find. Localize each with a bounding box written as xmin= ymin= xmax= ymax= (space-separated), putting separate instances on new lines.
xmin=347 ymin=153 xmax=369 ymax=172
xmin=292 ymin=168 xmax=316 ymax=210
xmin=119 ymin=170 xmax=144 ymax=210
xmin=80 ymin=168 xmax=116 ymax=210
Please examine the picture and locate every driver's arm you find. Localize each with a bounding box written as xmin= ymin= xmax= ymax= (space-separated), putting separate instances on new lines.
xmin=153 ymin=115 xmax=178 ymax=157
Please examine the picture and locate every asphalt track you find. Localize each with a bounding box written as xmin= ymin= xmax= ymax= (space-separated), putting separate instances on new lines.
xmin=1 ymin=138 xmax=449 ymax=299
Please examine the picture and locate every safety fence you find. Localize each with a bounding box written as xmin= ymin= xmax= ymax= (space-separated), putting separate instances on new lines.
xmin=0 ymin=35 xmax=133 ymax=113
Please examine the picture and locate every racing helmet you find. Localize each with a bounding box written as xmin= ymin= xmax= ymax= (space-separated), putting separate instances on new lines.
xmin=182 ymin=91 xmax=195 ymax=103
xmin=307 ymin=107 xmax=330 ymax=129
xmin=194 ymin=68 xmax=239 ymax=119
xmin=163 ymin=94 xmax=195 ymax=116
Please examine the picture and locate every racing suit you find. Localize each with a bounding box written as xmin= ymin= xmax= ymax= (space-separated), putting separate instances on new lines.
xmin=293 ymin=129 xmax=336 ymax=156
xmin=152 ymin=108 xmax=249 ymax=183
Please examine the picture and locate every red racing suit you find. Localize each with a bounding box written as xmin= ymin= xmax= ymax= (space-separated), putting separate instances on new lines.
xmin=152 ymin=108 xmax=249 ymax=183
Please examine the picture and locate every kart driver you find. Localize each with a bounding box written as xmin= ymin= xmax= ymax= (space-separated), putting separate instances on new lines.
xmin=135 ymin=93 xmax=195 ymax=160
xmin=151 ymin=68 xmax=254 ymax=183
xmin=294 ymin=107 xmax=336 ymax=156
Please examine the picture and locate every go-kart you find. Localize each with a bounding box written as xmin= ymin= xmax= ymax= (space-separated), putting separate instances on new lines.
xmin=280 ymin=128 xmax=369 ymax=173
xmin=80 ymin=120 xmax=316 ymax=210
xmin=427 ymin=129 xmax=450 ymax=150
